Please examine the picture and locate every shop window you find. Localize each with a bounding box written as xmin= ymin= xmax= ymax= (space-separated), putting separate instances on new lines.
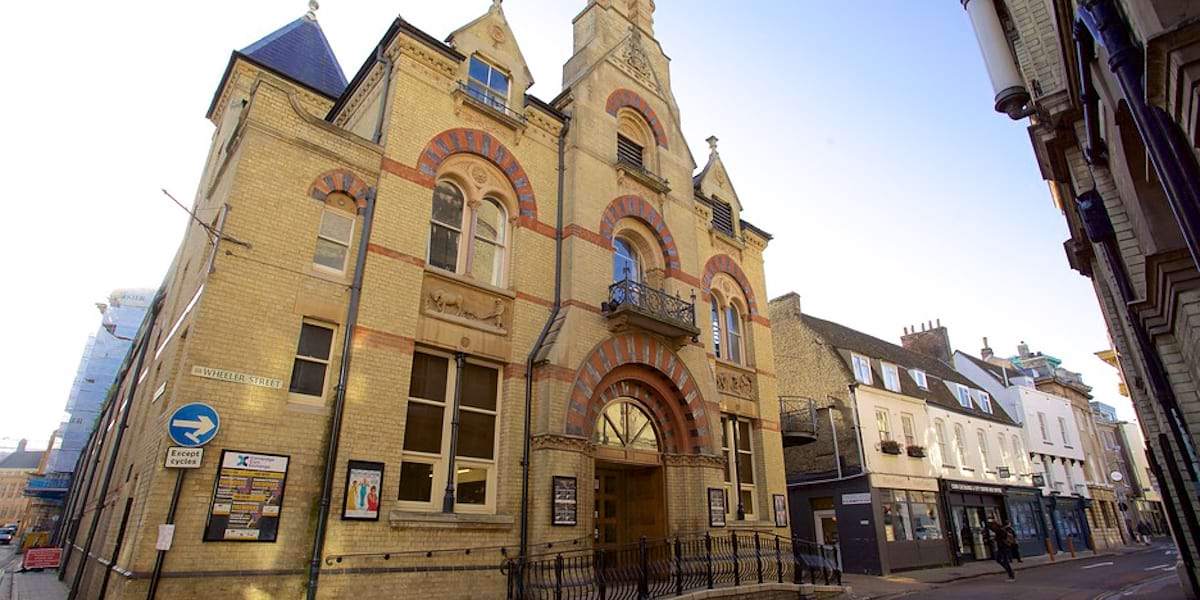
xmin=882 ymin=490 xmax=912 ymax=542
xmin=720 ymin=416 xmax=755 ymax=519
xmin=398 ymin=352 xmax=500 ymax=512
xmin=852 ymin=354 xmax=872 ymax=385
xmin=882 ymin=363 xmax=901 ymax=393
xmin=882 ymin=489 xmax=941 ymax=542
xmin=313 ymin=209 xmax=354 ymax=273
xmin=288 ymin=321 xmax=335 ymax=401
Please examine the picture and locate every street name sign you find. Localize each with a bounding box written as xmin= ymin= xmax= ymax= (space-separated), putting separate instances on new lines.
xmin=165 ymin=447 xmax=204 ymax=468
xmin=168 ymin=403 xmax=220 ymax=447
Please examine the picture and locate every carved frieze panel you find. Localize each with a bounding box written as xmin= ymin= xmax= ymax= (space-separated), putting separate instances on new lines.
xmin=715 ymin=363 xmax=755 ymax=401
xmin=420 ymin=271 xmax=512 ymax=336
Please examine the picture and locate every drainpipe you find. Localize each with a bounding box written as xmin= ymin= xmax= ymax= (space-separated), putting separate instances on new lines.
xmin=371 ymin=46 xmax=394 ymax=145
xmin=67 ymin=292 xmax=163 ymax=600
xmin=1077 ymin=0 xmax=1200 ymax=269
xmin=306 ymin=190 xmax=376 ymax=600
xmin=846 ymin=384 xmax=867 ymax=474
xmin=58 ymin=403 xmax=109 ymax=578
xmin=519 ymin=113 xmax=570 ymax=570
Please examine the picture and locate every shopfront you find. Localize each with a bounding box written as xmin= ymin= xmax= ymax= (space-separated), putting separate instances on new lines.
xmin=876 ymin=484 xmax=951 ymax=572
xmin=1003 ymin=486 xmax=1047 ymax=558
xmin=941 ymin=481 xmax=1007 ymax=563
xmin=1045 ymin=495 xmax=1091 ymax=552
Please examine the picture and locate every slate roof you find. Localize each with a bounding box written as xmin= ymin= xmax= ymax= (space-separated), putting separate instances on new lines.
xmin=957 ymin=352 xmax=1029 ymax=386
xmin=0 ymin=450 xmax=41 ymax=470
xmin=803 ymin=314 xmax=1020 ymax=427
xmin=240 ymin=16 xmax=348 ymax=99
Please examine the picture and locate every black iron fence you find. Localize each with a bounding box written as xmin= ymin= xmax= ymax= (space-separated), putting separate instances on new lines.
xmin=779 ymin=396 xmax=817 ymax=443
xmin=503 ymin=530 xmax=840 ymax=599
xmin=602 ymin=278 xmax=697 ymax=333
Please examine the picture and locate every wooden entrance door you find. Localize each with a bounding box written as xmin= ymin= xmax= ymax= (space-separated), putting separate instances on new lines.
xmin=594 ymin=464 xmax=665 ymax=551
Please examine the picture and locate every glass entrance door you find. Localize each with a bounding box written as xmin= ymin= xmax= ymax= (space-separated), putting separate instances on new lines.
xmin=814 ymin=509 xmax=841 ymax=569
xmin=953 ymin=506 xmax=994 ymax=561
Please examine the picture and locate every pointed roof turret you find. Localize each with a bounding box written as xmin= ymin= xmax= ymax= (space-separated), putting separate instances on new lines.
xmin=240 ymin=2 xmax=348 ymax=98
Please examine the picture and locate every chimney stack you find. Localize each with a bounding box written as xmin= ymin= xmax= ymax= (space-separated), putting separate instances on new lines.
xmin=901 ymin=319 xmax=952 ymax=364
xmin=1018 ymin=340 xmax=1030 ymax=358
xmin=16 ymin=439 xmax=27 ymax=452
xmin=981 ymin=336 xmax=993 ymax=360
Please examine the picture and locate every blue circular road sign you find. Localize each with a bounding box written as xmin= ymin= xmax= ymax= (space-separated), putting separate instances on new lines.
xmin=167 ymin=403 xmax=220 ymax=447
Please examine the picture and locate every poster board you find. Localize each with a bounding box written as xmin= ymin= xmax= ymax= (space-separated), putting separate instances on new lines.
xmin=708 ymin=488 xmax=727 ymax=527
xmin=343 ymin=460 xmax=384 ymax=521
xmin=552 ymin=476 xmax=577 ymax=526
xmin=204 ymin=450 xmax=289 ymax=542
xmin=773 ymin=494 xmax=788 ymax=528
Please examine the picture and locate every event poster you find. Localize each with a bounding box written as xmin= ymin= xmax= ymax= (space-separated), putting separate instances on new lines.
xmin=204 ymin=450 xmax=289 ymax=542
xmin=343 ymin=460 xmax=384 ymax=521
xmin=773 ymin=494 xmax=788 ymax=528
xmin=551 ymin=476 xmax=577 ymax=526
xmin=708 ymin=488 xmax=726 ymax=527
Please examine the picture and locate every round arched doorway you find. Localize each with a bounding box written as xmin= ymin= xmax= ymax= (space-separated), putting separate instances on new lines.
xmin=593 ymin=398 xmax=667 ymax=550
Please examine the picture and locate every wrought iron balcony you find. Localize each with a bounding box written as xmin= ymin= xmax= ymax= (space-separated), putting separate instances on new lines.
xmin=601 ymin=278 xmax=699 ymax=340
xmin=780 ymin=396 xmax=818 ymax=447
xmin=455 ymin=81 xmax=527 ymax=128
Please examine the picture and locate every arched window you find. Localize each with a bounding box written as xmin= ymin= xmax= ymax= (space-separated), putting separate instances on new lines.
xmin=428 ymin=182 xmax=465 ymax=272
xmin=613 ymin=237 xmax=641 ymax=282
xmin=977 ymin=429 xmax=990 ymax=471
xmin=595 ymin=400 xmax=659 ymax=451
xmin=428 ymin=181 xmax=510 ymax=286
xmin=953 ymin=424 xmax=968 ymax=466
xmin=471 ymin=198 xmax=506 ymax=286
xmin=726 ymin=305 xmax=743 ymax=364
xmin=934 ymin=419 xmax=949 ymax=465
xmin=710 ymin=299 xmax=722 ymax=357
xmin=1012 ymin=435 xmax=1025 ymax=472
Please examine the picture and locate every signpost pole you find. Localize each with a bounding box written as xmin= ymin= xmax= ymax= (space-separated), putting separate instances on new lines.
xmin=146 ymin=468 xmax=186 ymax=600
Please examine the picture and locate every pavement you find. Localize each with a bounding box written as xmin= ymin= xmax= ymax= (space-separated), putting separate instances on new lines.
xmin=836 ymin=539 xmax=1184 ymax=600
xmin=0 ymin=546 xmax=66 ymax=600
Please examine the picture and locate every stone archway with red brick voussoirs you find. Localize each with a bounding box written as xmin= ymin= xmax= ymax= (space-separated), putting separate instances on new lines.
xmin=565 ymin=332 xmax=715 ymax=455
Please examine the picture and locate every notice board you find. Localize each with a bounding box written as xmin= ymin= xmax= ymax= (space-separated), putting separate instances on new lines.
xmin=204 ymin=450 xmax=289 ymax=542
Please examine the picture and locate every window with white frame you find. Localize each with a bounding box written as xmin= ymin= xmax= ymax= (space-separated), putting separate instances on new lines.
xmin=1064 ymin=460 xmax=1076 ymax=492
xmin=288 ymin=321 xmax=335 ymax=401
xmin=1038 ymin=412 xmax=1051 ymax=442
xmin=977 ymin=429 xmax=990 ymax=471
xmin=725 ymin=305 xmax=744 ymax=364
xmin=953 ymin=423 xmax=968 ymax=466
xmin=398 ymin=351 xmax=500 ymax=512
xmin=1012 ymin=435 xmax=1025 ymax=472
xmin=956 ymin=385 xmax=972 ymax=408
xmin=852 ymin=354 xmax=872 ymax=384
xmin=901 ymin=413 xmax=916 ymax=447
xmin=909 ymin=368 xmax=928 ymax=390
xmin=428 ymin=181 xmax=509 ymax=287
xmin=709 ymin=287 xmax=749 ymax=366
xmin=313 ymin=209 xmax=355 ymax=272
xmin=997 ymin=433 xmax=1010 ymax=473
xmin=613 ymin=237 xmax=641 ymax=283
xmin=1058 ymin=416 xmax=1071 ymax=447
xmin=710 ymin=299 xmax=722 ymax=358
xmin=882 ymin=363 xmax=901 ymax=393
xmin=876 ymin=409 xmax=892 ymax=442
xmin=466 ymin=55 xmax=510 ymax=109
xmin=720 ymin=416 xmax=755 ymax=518
xmin=977 ymin=391 xmax=992 ymax=413
xmin=934 ymin=419 xmax=950 ymax=465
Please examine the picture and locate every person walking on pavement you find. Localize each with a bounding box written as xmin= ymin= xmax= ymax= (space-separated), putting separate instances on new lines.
xmin=987 ymin=519 xmax=1016 ymax=580
xmin=1136 ymin=520 xmax=1152 ymax=545
xmin=1003 ymin=521 xmax=1021 ymax=563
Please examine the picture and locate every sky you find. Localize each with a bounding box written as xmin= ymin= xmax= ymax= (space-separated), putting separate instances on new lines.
xmin=0 ymin=0 xmax=1136 ymax=449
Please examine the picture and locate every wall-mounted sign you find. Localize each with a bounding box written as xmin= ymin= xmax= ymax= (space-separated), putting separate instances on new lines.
xmin=1109 ymin=471 xmax=1124 ymax=482
xmin=1032 ymin=474 xmax=1046 ymax=487
xmin=841 ymin=492 xmax=872 ymax=506
xmin=708 ymin=488 xmax=727 ymax=527
xmin=342 ymin=460 xmax=383 ymax=521
xmin=998 ymin=466 xmax=1011 ymax=479
xmin=204 ymin=450 xmax=289 ymax=542
xmin=22 ymin=548 xmax=61 ymax=570
xmin=165 ymin=447 xmax=203 ymax=469
xmin=552 ymin=476 xmax=578 ymax=526
xmin=156 ymin=525 xmax=175 ymax=551
xmin=947 ymin=482 xmax=1004 ymax=495
xmin=191 ymin=365 xmax=283 ymax=390
xmin=773 ymin=495 xmax=788 ymax=528
xmin=167 ymin=403 xmax=220 ymax=447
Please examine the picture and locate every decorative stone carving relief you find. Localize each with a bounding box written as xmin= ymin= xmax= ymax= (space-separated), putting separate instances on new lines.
xmin=715 ymin=365 xmax=755 ymax=400
xmin=425 ymin=287 xmax=508 ymax=333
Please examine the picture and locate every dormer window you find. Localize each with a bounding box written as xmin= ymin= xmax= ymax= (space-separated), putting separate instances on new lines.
xmin=977 ymin=390 xmax=993 ymax=413
xmin=617 ymin=134 xmax=645 ymax=169
xmin=909 ymin=369 xmax=928 ymax=390
xmin=956 ymin=384 xmax=972 ymax=408
xmin=881 ymin=363 xmax=901 ymax=393
xmin=851 ymin=353 xmax=872 ymax=385
xmin=467 ymin=56 xmax=510 ymax=109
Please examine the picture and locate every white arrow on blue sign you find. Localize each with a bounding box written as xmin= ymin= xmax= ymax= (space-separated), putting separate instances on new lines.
xmin=167 ymin=403 xmax=220 ymax=447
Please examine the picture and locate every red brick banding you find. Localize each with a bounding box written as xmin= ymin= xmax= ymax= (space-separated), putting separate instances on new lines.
xmin=605 ymin=89 xmax=669 ymax=149
xmin=701 ymin=254 xmax=759 ymax=316
xmin=598 ymin=195 xmax=682 ymax=275
xmin=565 ymin=333 xmax=714 ymax=454
xmin=416 ymin=128 xmax=538 ymax=226
xmin=309 ymin=168 xmax=373 ymax=204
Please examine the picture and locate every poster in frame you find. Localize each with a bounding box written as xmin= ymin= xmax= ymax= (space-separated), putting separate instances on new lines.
xmin=552 ymin=476 xmax=578 ymax=526
xmin=773 ymin=494 xmax=788 ymax=528
xmin=343 ymin=460 xmax=385 ymax=521
xmin=708 ymin=487 xmax=727 ymax=527
xmin=203 ymin=449 xmax=290 ymax=542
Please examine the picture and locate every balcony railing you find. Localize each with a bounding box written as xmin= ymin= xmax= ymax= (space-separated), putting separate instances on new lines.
xmin=456 ymin=81 xmax=527 ymax=126
xmin=779 ymin=396 xmax=817 ymax=447
xmin=602 ymin=278 xmax=700 ymax=340
xmin=503 ymin=530 xmax=841 ymax=600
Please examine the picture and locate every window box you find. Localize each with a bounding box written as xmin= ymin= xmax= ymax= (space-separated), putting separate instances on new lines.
xmin=880 ymin=440 xmax=903 ymax=455
xmin=906 ymin=445 xmax=927 ymax=458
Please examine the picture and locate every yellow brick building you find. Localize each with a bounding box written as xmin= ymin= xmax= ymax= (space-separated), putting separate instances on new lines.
xmin=59 ymin=2 xmax=796 ymax=598
xmin=0 ymin=441 xmax=41 ymax=529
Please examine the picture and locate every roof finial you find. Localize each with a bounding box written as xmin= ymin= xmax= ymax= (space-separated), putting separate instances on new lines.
xmin=306 ymin=0 xmax=319 ymax=20
xmin=493 ymin=0 xmax=503 ymax=8
xmin=706 ymin=135 xmax=719 ymax=155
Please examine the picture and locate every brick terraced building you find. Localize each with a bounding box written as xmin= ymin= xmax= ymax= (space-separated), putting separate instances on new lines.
xmin=58 ymin=2 xmax=794 ymax=598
